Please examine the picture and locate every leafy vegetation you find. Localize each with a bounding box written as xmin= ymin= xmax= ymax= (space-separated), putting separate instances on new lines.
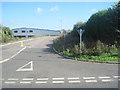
xmin=0 ymin=26 xmax=14 ymax=43
xmin=54 ymin=2 xmax=119 ymax=62
xmin=83 ymin=2 xmax=120 ymax=47
xmin=0 ymin=26 xmax=28 ymax=43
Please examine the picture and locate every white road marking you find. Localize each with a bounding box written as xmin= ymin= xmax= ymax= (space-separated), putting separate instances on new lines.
xmin=102 ymin=79 xmax=113 ymax=82
xmin=113 ymin=76 xmax=120 ymax=78
xmin=0 ymin=46 xmax=26 ymax=64
xmin=37 ymin=78 xmax=49 ymax=80
xmin=20 ymin=81 xmax=31 ymax=84
xmin=85 ymin=80 xmax=97 ymax=82
xmin=52 ymin=78 xmax=64 ymax=80
xmin=16 ymin=61 xmax=33 ymax=71
xmin=83 ymin=77 xmax=95 ymax=79
xmin=99 ymin=76 xmax=110 ymax=79
xmin=36 ymin=81 xmax=47 ymax=84
xmin=5 ymin=81 xmax=16 ymax=84
xmin=68 ymin=77 xmax=79 ymax=80
xmin=52 ymin=81 xmax=64 ymax=84
xmin=8 ymin=78 xmax=18 ymax=81
xmin=22 ymin=78 xmax=34 ymax=81
xmin=69 ymin=81 xmax=80 ymax=83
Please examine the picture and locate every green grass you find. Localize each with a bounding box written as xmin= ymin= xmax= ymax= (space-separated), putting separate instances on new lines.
xmin=59 ymin=50 xmax=118 ymax=62
xmin=1 ymin=38 xmax=30 ymax=44
xmin=0 ymin=35 xmax=47 ymax=44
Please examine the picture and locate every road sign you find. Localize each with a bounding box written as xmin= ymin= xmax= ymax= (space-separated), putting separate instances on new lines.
xmin=77 ymin=29 xmax=85 ymax=35
xmin=63 ymin=30 xmax=67 ymax=35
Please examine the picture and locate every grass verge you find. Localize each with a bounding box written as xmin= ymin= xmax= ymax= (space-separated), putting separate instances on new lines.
xmin=60 ymin=50 xmax=118 ymax=62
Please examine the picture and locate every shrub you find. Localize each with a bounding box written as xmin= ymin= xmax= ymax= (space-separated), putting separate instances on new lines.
xmin=110 ymin=45 xmax=118 ymax=55
xmin=71 ymin=45 xmax=79 ymax=56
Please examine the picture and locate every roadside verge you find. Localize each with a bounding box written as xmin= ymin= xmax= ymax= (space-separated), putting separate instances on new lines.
xmin=53 ymin=47 xmax=120 ymax=64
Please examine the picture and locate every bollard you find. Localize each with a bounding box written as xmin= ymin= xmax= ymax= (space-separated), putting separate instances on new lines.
xmin=20 ymin=41 xmax=23 ymax=47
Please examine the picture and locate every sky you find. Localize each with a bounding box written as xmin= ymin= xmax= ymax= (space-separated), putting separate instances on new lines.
xmin=2 ymin=2 xmax=116 ymax=30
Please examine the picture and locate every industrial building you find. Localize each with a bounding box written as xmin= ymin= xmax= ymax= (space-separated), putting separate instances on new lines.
xmin=12 ymin=28 xmax=61 ymax=37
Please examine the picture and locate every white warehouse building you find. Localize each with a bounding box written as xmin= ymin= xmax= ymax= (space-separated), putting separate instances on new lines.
xmin=12 ymin=28 xmax=61 ymax=37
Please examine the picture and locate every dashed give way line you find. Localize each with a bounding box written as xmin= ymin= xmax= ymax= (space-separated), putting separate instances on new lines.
xmin=2 ymin=75 xmax=120 ymax=84
xmin=0 ymin=46 xmax=26 ymax=64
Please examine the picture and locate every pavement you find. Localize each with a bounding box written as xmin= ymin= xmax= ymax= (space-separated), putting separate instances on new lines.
xmin=0 ymin=36 xmax=119 ymax=88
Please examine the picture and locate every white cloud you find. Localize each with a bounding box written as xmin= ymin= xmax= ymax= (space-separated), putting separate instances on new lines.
xmin=50 ymin=6 xmax=58 ymax=12
xmin=91 ymin=9 xmax=96 ymax=12
xmin=37 ymin=8 xmax=43 ymax=13
xmin=89 ymin=9 xmax=96 ymax=13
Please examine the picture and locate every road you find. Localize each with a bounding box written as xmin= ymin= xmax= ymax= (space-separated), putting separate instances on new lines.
xmin=0 ymin=36 xmax=119 ymax=88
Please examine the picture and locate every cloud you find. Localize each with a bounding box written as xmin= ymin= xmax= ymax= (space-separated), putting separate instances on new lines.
xmin=37 ymin=8 xmax=43 ymax=13
xmin=91 ymin=9 xmax=96 ymax=12
xmin=50 ymin=6 xmax=58 ymax=12
xmin=89 ymin=9 xmax=96 ymax=13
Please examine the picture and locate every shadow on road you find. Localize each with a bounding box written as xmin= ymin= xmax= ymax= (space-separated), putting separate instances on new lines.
xmin=43 ymin=43 xmax=56 ymax=54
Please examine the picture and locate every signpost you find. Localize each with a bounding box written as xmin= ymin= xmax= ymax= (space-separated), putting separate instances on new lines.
xmin=63 ymin=30 xmax=66 ymax=50
xmin=77 ymin=29 xmax=85 ymax=55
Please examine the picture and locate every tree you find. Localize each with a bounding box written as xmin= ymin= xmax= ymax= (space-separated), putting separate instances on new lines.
xmin=82 ymin=1 xmax=120 ymax=47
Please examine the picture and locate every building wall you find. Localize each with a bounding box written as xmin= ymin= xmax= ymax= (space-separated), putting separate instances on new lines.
xmin=12 ymin=28 xmax=60 ymax=37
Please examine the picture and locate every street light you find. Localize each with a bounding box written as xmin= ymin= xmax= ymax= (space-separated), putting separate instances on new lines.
xmin=77 ymin=29 xmax=85 ymax=55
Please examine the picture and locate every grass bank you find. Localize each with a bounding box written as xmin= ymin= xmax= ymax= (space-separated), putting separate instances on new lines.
xmin=0 ymin=35 xmax=46 ymax=44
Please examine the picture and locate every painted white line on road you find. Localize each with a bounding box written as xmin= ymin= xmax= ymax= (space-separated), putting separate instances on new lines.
xmin=113 ymin=76 xmax=120 ymax=78
xmin=20 ymin=81 xmax=31 ymax=84
xmin=102 ymin=79 xmax=113 ymax=82
xmin=36 ymin=81 xmax=47 ymax=84
xmin=85 ymin=80 xmax=97 ymax=83
xmin=5 ymin=81 xmax=16 ymax=84
xmin=22 ymin=78 xmax=34 ymax=81
xmin=52 ymin=81 xmax=64 ymax=84
xmin=69 ymin=81 xmax=80 ymax=83
xmin=99 ymin=76 xmax=111 ymax=79
xmin=37 ymin=78 xmax=49 ymax=80
xmin=0 ymin=46 xmax=26 ymax=64
xmin=16 ymin=61 xmax=33 ymax=71
xmin=52 ymin=78 xmax=64 ymax=80
xmin=83 ymin=77 xmax=95 ymax=79
xmin=8 ymin=78 xmax=18 ymax=81
xmin=68 ymin=77 xmax=79 ymax=80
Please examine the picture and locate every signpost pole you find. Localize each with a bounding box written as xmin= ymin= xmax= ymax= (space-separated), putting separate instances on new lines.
xmin=77 ymin=29 xmax=85 ymax=55
xmin=80 ymin=29 xmax=82 ymax=55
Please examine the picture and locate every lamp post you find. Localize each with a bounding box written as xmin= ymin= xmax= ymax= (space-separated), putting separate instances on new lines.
xmin=77 ymin=29 xmax=85 ymax=55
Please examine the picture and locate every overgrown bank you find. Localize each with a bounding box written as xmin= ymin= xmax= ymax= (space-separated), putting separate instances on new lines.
xmin=54 ymin=2 xmax=119 ymax=63
xmin=0 ymin=26 xmax=34 ymax=44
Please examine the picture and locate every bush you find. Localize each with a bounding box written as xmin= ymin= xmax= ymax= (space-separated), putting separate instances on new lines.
xmin=1 ymin=26 xmax=14 ymax=43
xmin=71 ymin=45 xmax=79 ymax=56
xmin=110 ymin=45 xmax=118 ymax=55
